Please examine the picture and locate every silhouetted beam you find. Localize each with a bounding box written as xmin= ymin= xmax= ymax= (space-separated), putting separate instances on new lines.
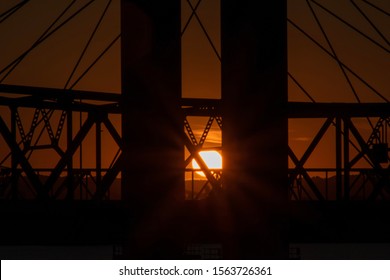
xmin=183 ymin=135 xmax=221 ymax=190
xmin=0 ymin=84 xmax=121 ymax=102
xmin=289 ymin=102 xmax=390 ymax=118
xmin=102 ymin=117 xmax=122 ymax=148
xmin=288 ymin=147 xmax=325 ymax=201
xmin=182 ymin=101 xmax=390 ymax=118
xmin=222 ymin=0 xmax=287 ymax=259
xmin=0 ymin=115 xmax=46 ymax=198
xmin=93 ymin=153 xmax=124 ymax=200
xmin=121 ymin=0 xmax=183 ymax=259
xmin=3 ymin=88 xmax=389 ymax=119
xmin=181 ymin=98 xmax=221 ymax=116
xmin=181 ymin=98 xmax=221 ymax=106
xmin=182 ymin=106 xmax=221 ymax=117
xmin=43 ymin=113 xmax=96 ymax=194
xmin=0 ymin=96 xmax=120 ymax=113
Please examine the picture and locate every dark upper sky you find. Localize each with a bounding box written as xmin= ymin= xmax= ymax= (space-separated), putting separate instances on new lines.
xmin=0 ymin=0 xmax=388 ymax=100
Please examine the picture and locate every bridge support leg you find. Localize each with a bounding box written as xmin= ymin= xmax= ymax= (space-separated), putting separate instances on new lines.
xmin=221 ymin=0 xmax=288 ymax=258
xmin=121 ymin=0 xmax=183 ymax=258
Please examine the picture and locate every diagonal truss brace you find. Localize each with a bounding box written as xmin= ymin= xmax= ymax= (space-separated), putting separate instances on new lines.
xmin=346 ymin=119 xmax=388 ymax=201
xmin=0 ymin=114 xmax=46 ymax=198
xmin=43 ymin=112 xmax=96 ymax=195
xmin=184 ymin=135 xmax=221 ymax=191
xmin=288 ymin=117 xmax=334 ymax=201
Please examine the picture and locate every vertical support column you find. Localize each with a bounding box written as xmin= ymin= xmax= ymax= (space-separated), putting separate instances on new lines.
xmin=96 ymin=119 xmax=102 ymax=200
xmin=79 ymin=110 xmax=83 ymax=199
xmin=344 ymin=118 xmax=350 ymax=200
xmin=11 ymin=107 xmax=18 ymax=200
xmin=336 ymin=116 xmax=342 ymax=200
xmin=66 ymin=110 xmax=74 ymax=200
xmin=121 ymin=0 xmax=183 ymax=258
xmin=222 ymin=0 xmax=288 ymax=258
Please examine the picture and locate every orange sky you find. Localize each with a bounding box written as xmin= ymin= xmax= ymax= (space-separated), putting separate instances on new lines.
xmin=0 ymin=0 xmax=389 ymax=172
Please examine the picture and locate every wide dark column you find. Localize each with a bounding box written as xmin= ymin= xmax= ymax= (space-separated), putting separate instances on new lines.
xmin=221 ymin=0 xmax=288 ymax=258
xmin=121 ymin=0 xmax=183 ymax=258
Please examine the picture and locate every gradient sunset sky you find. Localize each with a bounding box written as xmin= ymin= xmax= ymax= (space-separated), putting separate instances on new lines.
xmin=0 ymin=0 xmax=388 ymax=170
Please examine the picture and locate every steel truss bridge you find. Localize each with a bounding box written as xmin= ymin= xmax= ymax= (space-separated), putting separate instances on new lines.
xmin=1 ymin=86 xmax=390 ymax=201
xmin=0 ymin=0 xmax=389 ymax=259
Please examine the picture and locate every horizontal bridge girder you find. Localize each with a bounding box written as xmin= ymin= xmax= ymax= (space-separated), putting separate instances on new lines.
xmin=289 ymin=102 xmax=390 ymax=118
xmin=0 ymin=84 xmax=121 ymax=102
xmin=184 ymin=101 xmax=390 ymax=118
xmin=1 ymin=86 xmax=389 ymax=118
xmin=0 ymin=95 xmax=121 ymax=113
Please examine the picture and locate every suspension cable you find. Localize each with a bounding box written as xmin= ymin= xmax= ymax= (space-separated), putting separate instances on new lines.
xmin=0 ymin=0 xmax=29 ymax=24
xmin=0 ymin=0 xmax=95 ymax=81
xmin=64 ymin=0 xmax=113 ymax=89
xmin=351 ymin=0 xmax=389 ymax=46
xmin=288 ymin=18 xmax=389 ymax=103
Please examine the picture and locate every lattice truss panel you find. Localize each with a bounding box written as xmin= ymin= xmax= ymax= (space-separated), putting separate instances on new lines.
xmin=183 ymin=103 xmax=222 ymax=200
xmin=289 ymin=116 xmax=390 ymax=201
xmin=181 ymin=0 xmax=222 ymax=199
xmin=0 ymin=0 xmax=122 ymax=200
xmin=288 ymin=0 xmax=389 ymax=201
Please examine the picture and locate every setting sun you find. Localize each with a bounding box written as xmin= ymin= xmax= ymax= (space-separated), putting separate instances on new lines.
xmin=191 ymin=150 xmax=222 ymax=177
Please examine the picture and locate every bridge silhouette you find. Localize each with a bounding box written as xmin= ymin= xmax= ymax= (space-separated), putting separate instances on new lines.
xmin=0 ymin=0 xmax=389 ymax=259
